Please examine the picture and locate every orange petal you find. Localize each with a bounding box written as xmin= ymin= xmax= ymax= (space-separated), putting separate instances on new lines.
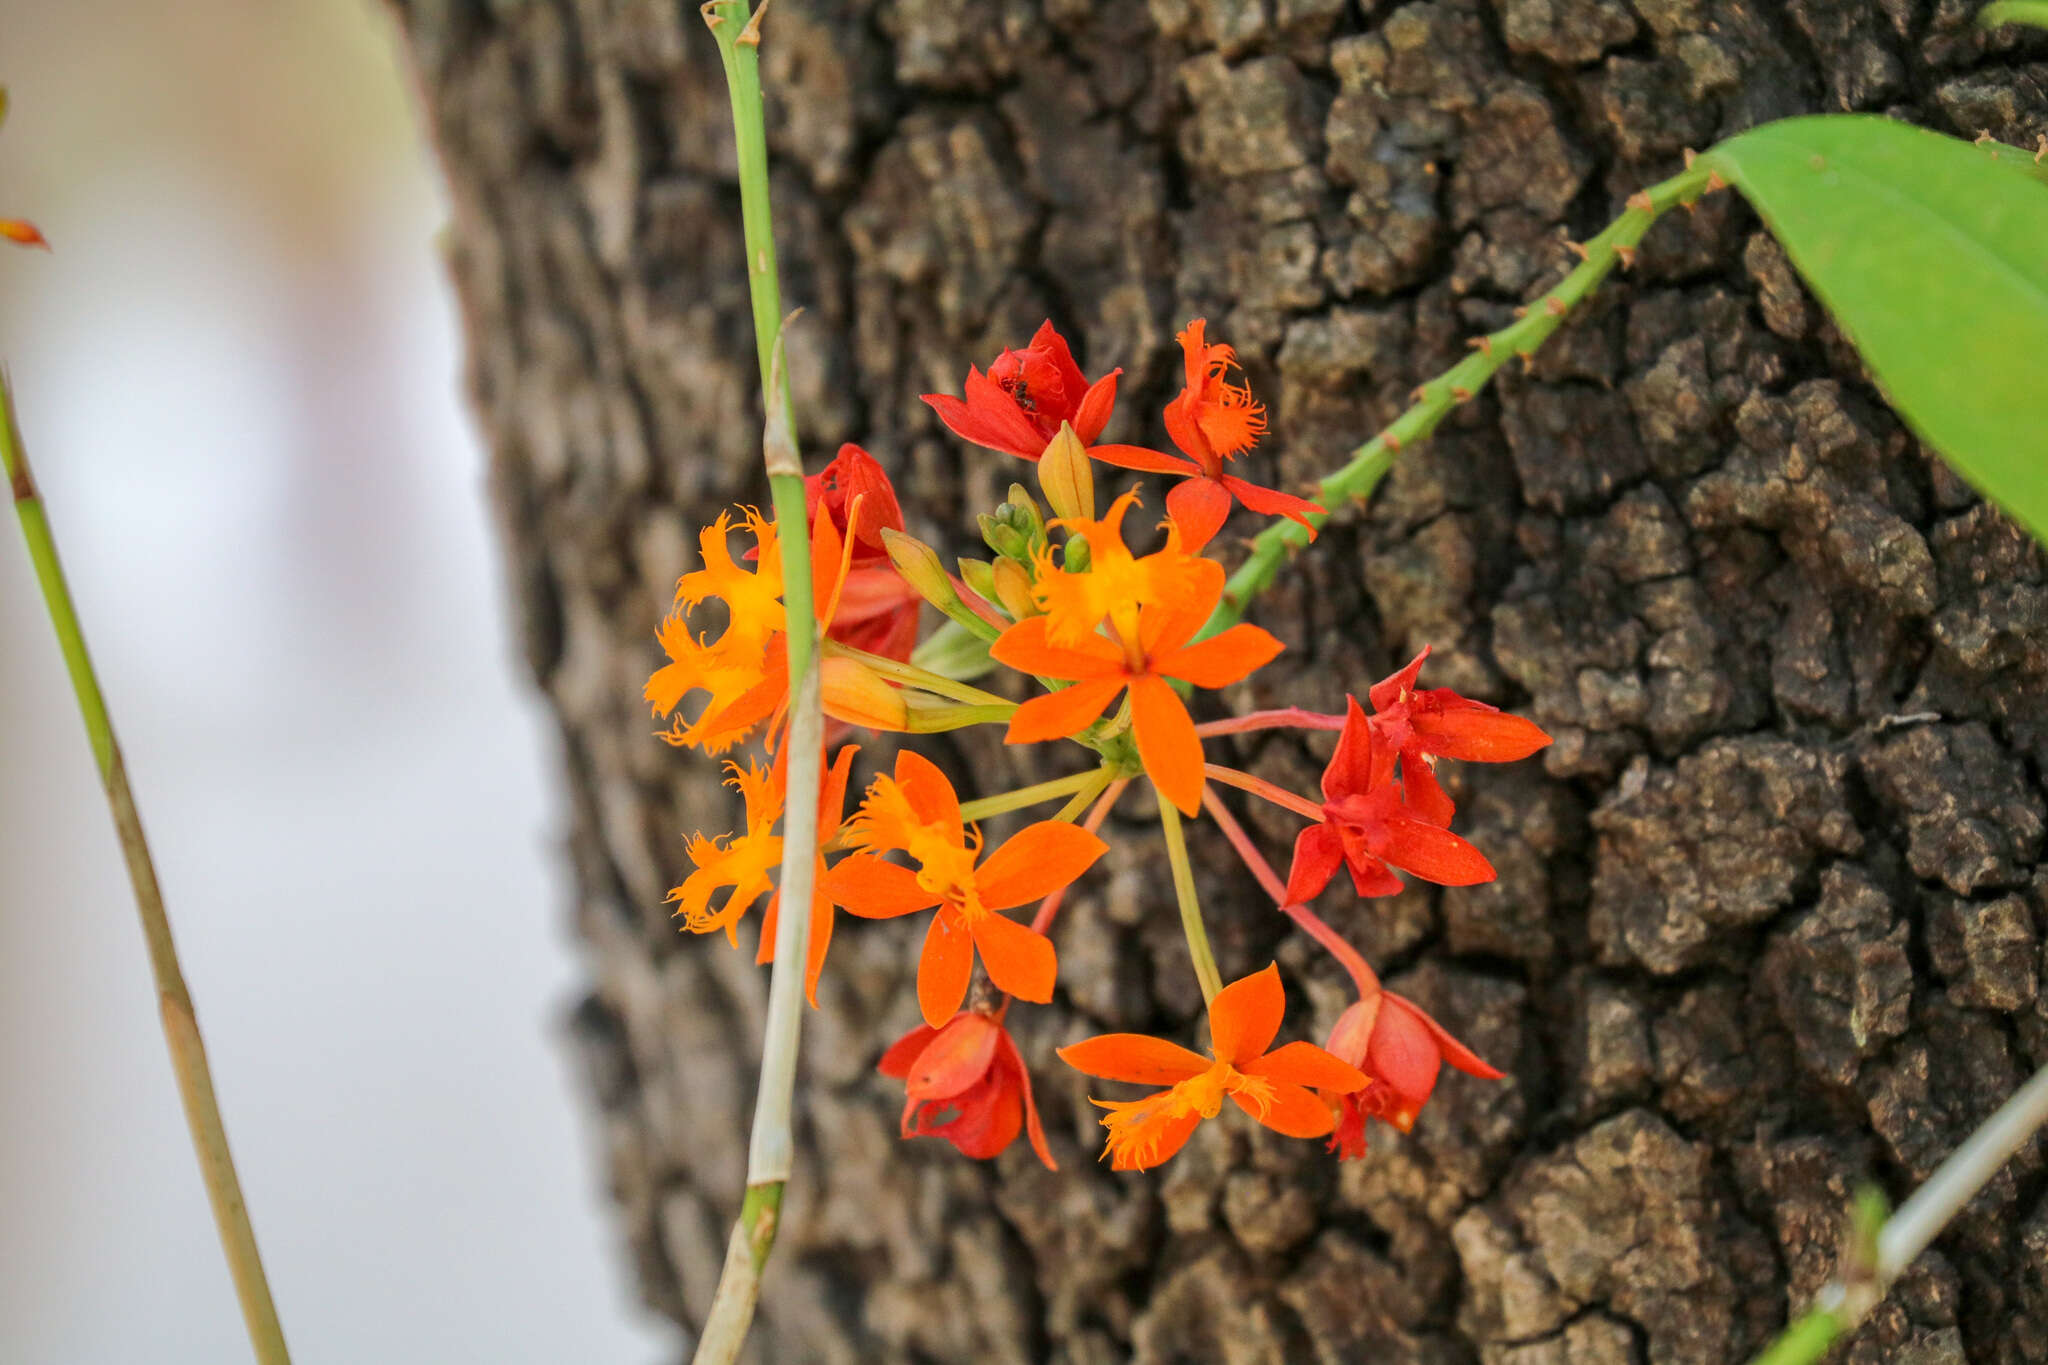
xmin=1367 ymin=996 xmax=1443 ymax=1104
xmin=1089 ymin=442 xmax=1200 ymax=476
xmin=1005 ymin=677 xmax=1126 ymax=744
xmin=0 ymin=218 xmax=48 ymax=249
xmin=754 ymin=888 xmax=782 ymax=967
xmin=892 ymin=748 xmax=962 ymax=840
xmin=970 ymin=912 xmax=1058 ymax=1003
xmin=1243 ymin=1040 xmax=1368 ymax=1093
xmin=1207 ymin=962 xmax=1285 ymax=1067
xmin=1393 ymin=992 xmax=1505 ymax=1080
xmin=819 ymin=744 xmax=860 ymax=833
xmin=989 ymin=614 xmax=1125 ymax=680
xmin=1157 ymin=623 xmax=1283 ymax=690
xmin=821 ymin=853 xmax=940 ymax=919
xmin=1136 ymin=560 xmax=1225 ymax=658
xmin=918 ymin=911 xmax=975 ymax=1028
xmin=878 ymin=1022 xmax=943 ymax=1078
xmin=1130 ymin=675 xmax=1204 ymax=815
xmin=1111 ymin=1106 xmax=1202 ymax=1171
xmin=1165 ymin=476 xmax=1232 ymax=553
xmin=1234 ymin=1080 xmax=1334 ymax=1139
xmin=803 ymin=885 xmax=833 ymax=1007
xmin=1058 ymin=1033 xmax=1210 ymax=1085
xmin=976 ymin=821 xmax=1109 ymax=910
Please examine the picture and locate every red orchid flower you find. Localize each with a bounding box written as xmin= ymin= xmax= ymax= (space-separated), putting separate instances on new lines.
xmin=1365 ymin=646 xmax=1552 ymax=824
xmin=1098 ymin=319 xmax=1323 ymax=552
xmin=1284 ymin=697 xmax=1495 ymax=902
xmin=807 ymin=444 xmax=921 ymax=662
xmin=1322 ymin=986 xmax=1503 ymax=1158
xmin=878 ymin=1010 xmax=1055 ymax=1169
xmin=922 ymin=320 xmax=1163 ymax=469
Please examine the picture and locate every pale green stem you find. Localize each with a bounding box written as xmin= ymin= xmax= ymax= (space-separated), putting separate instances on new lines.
xmin=694 ymin=3 xmax=822 ymax=1359
xmin=1 ymin=375 xmax=291 ymax=1365
xmin=957 ymin=767 xmax=1107 ymax=823
xmin=1050 ymin=766 xmax=1116 ymax=825
xmin=1157 ymin=800 xmax=1221 ymax=1003
xmin=1201 ymin=163 xmax=1715 ymax=639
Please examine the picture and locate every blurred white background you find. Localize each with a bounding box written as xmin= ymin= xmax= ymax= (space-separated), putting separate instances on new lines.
xmin=0 ymin=2 xmax=676 ymax=1361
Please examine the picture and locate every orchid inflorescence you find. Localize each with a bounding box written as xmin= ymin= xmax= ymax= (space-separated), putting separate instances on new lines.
xmin=645 ymin=319 xmax=1551 ymax=1173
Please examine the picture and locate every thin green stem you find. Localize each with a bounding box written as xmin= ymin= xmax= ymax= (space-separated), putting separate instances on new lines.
xmin=957 ymin=767 xmax=1107 ymax=823
xmin=1050 ymin=766 xmax=1116 ymax=825
xmin=1981 ymin=1 xmax=2048 ymax=32
xmin=1201 ymin=163 xmax=1715 ymax=639
xmin=824 ymin=638 xmax=1011 ymax=707
xmin=2 ymin=376 xmax=291 ymax=1364
xmin=695 ymin=3 xmax=823 ymax=1359
xmin=1157 ymin=800 xmax=1222 ymax=1003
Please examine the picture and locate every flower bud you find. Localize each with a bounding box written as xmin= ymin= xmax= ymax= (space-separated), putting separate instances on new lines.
xmin=821 ymin=655 xmax=909 ymax=731
xmin=879 ymin=528 xmax=958 ymax=610
xmin=979 ymin=512 xmax=1030 ymax=562
xmin=1036 ymin=421 xmax=1095 ymax=523
xmin=956 ymin=557 xmax=999 ymax=607
xmin=1004 ymin=483 xmax=1044 ymax=534
xmin=991 ymin=557 xmax=1037 ymax=622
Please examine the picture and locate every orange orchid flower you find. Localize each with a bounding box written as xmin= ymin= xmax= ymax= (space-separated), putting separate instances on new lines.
xmin=991 ymin=562 xmax=1282 ymax=816
xmin=878 ymin=1009 xmax=1055 ymax=1169
xmin=1029 ymin=490 xmax=1212 ymax=649
xmin=1058 ymin=963 xmax=1367 ymax=1171
xmin=819 ymin=750 xmax=1107 ymax=1028
xmin=754 ymin=744 xmax=861 ymax=1005
xmin=1097 ymin=319 xmax=1323 ymax=552
xmin=1323 ymin=986 xmax=1503 ymax=1158
xmin=666 ymin=758 xmax=786 ymax=944
xmin=645 ymin=500 xmax=911 ymax=753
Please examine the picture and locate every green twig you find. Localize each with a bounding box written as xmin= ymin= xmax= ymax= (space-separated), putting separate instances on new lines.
xmin=1201 ymin=162 xmax=1714 ymax=639
xmin=957 ymin=767 xmax=1107 ymax=823
xmin=693 ymin=2 xmax=824 ymax=1359
xmin=2 ymin=375 xmax=291 ymax=1365
xmin=1157 ymin=800 xmax=1221 ymax=1002
xmin=1981 ymin=1 xmax=2048 ymax=31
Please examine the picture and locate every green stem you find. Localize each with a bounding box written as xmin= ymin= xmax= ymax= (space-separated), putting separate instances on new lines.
xmin=2 ymin=376 xmax=291 ymax=1364
xmin=1050 ymin=766 xmax=1116 ymax=825
xmin=695 ymin=4 xmax=822 ymax=1360
xmin=1981 ymin=1 xmax=2048 ymax=32
xmin=1157 ymin=800 xmax=1222 ymax=1003
xmin=957 ymin=767 xmax=1106 ymax=823
xmin=1201 ymin=163 xmax=1714 ymax=639
xmin=823 ymin=638 xmax=1012 ymax=707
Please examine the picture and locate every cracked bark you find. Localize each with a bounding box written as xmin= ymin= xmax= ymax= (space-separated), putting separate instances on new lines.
xmin=391 ymin=1 xmax=2048 ymax=1360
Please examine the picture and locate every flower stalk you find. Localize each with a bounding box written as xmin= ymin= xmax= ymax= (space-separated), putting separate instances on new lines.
xmin=692 ymin=1 xmax=825 ymax=1359
xmin=1 ymin=375 xmax=291 ymax=1365
xmin=1157 ymin=799 xmax=1222 ymax=1002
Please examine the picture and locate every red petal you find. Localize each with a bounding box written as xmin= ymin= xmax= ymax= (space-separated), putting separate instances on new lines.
xmin=1321 ymin=696 xmax=1390 ymax=803
xmin=1219 ymin=474 xmax=1323 ymax=536
xmin=995 ymin=1030 xmax=1058 ymax=1171
xmin=1394 ymin=992 xmax=1506 ymax=1080
xmin=1411 ymin=705 xmax=1553 ymax=762
xmin=1376 ymin=815 xmax=1496 ymax=886
xmin=918 ymin=911 xmax=976 ymax=1028
xmin=879 ymin=1023 xmax=944 ymax=1078
xmin=1089 ymin=443 xmax=1200 ymax=475
xmin=905 ymin=1012 xmax=1000 ymax=1100
xmin=1284 ymin=823 xmax=1345 ymax=904
xmin=1400 ymin=756 xmax=1456 ymax=828
xmin=1366 ymin=996 xmax=1443 ymax=1106
xmin=1073 ymin=370 xmax=1119 ymax=447
xmin=1207 ymin=962 xmax=1285 ymax=1067
xmin=1165 ymin=476 xmax=1232 ymax=553
xmin=934 ymin=1077 xmax=1023 ymax=1159
xmin=971 ymin=912 xmax=1058 ymax=1003
xmin=1234 ymin=1080 xmax=1335 ymax=1139
xmin=977 ymin=821 xmax=1109 ymax=910
xmin=1367 ymin=646 xmax=1430 ymax=713
xmin=1057 ymin=1033 xmax=1210 ymax=1085
xmin=1030 ymin=320 xmax=1089 ymax=418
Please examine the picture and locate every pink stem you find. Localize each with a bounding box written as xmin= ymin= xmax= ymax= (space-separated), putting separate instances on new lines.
xmin=1203 ymin=764 xmax=1325 ymax=821
xmin=1201 ymin=788 xmax=1380 ymax=998
xmin=1193 ymin=706 xmax=1345 ymax=738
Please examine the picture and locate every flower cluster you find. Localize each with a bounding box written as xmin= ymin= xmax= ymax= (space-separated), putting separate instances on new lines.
xmin=646 ymin=320 xmax=1549 ymax=1172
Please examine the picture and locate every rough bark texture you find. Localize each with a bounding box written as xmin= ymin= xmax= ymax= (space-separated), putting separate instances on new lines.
xmin=394 ymin=1 xmax=2048 ymax=1360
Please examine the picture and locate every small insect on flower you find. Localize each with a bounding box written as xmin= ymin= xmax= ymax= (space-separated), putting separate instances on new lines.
xmin=1322 ymin=986 xmax=1502 ymax=1158
xmin=1060 ymin=963 xmax=1367 ymax=1171
xmin=821 ymin=750 xmax=1107 ymax=1028
xmin=879 ymin=1009 xmax=1055 ymax=1169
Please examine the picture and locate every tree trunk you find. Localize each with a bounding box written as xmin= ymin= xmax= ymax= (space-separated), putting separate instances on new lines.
xmin=392 ymin=1 xmax=2048 ymax=1360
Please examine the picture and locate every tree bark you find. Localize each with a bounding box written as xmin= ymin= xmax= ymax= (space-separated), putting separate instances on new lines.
xmin=393 ymin=1 xmax=2048 ymax=1360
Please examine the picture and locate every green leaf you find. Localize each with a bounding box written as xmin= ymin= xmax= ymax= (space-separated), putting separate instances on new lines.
xmin=1701 ymin=116 xmax=2048 ymax=543
xmin=1981 ymin=1 xmax=2048 ymax=32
